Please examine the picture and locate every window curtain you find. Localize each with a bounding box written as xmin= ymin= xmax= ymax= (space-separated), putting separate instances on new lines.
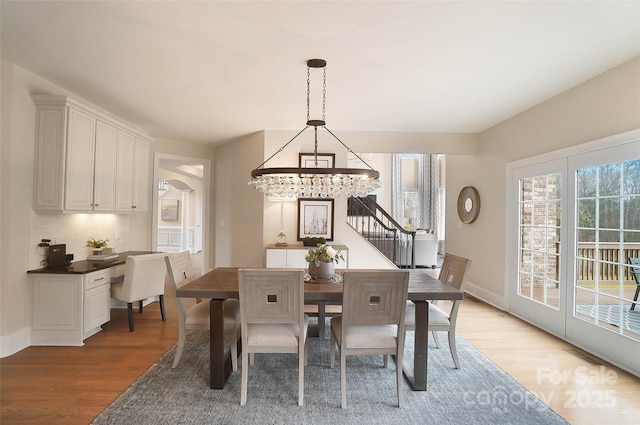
xmin=392 ymin=154 xmax=404 ymax=222
xmin=392 ymin=153 xmax=439 ymax=239
xmin=417 ymin=154 xmax=439 ymax=238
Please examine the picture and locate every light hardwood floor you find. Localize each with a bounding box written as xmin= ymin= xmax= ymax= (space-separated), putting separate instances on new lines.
xmin=1 ymin=286 xmax=638 ymax=424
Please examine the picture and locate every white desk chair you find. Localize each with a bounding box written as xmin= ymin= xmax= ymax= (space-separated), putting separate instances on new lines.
xmin=110 ymin=253 xmax=167 ymax=332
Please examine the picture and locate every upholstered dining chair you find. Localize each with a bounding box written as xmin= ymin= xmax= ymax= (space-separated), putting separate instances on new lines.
xmin=404 ymin=253 xmax=472 ymax=369
xmin=329 ymin=269 xmax=410 ymax=409
xmin=628 ymin=258 xmax=640 ymax=310
xmin=110 ymin=253 xmax=168 ymax=332
xmin=238 ymin=268 xmax=308 ymax=406
xmin=165 ymin=252 xmax=240 ymax=369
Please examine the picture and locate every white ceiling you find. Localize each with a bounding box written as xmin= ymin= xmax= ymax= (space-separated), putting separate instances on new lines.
xmin=2 ymin=1 xmax=639 ymax=146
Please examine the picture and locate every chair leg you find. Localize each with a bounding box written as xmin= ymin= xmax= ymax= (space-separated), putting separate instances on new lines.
xmin=298 ymin=344 xmax=305 ymax=406
xmin=127 ymin=303 xmax=134 ymax=332
xmin=139 ymin=300 xmax=143 ymax=314
xmin=432 ymin=330 xmax=441 ymax=348
xmin=240 ymin=350 xmax=249 ymax=406
xmin=340 ymin=351 xmax=347 ymax=409
xmin=172 ymin=324 xmax=187 ymax=368
xmin=448 ymin=331 xmax=460 ymax=369
xmin=159 ymin=295 xmax=166 ymax=321
xmin=329 ymin=331 xmax=336 ymax=368
xmin=396 ymin=347 xmax=404 ymax=408
xmin=249 ymin=353 xmax=255 ymax=366
xmin=631 ymin=286 xmax=640 ymax=310
xmin=231 ymin=329 xmax=238 ymax=372
xmin=383 ymin=355 xmax=389 ymax=368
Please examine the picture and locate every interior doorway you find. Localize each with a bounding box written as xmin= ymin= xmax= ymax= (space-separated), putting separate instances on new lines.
xmin=152 ymin=153 xmax=211 ymax=274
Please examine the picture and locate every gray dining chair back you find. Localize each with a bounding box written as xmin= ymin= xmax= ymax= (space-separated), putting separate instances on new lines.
xmin=165 ymin=251 xmax=240 ymax=369
xmin=629 ymin=258 xmax=640 ymax=310
xmin=330 ymin=269 xmax=410 ymax=408
xmin=405 ymin=253 xmax=471 ymax=369
xmin=110 ymin=253 xmax=167 ymax=332
xmin=238 ymin=268 xmax=307 ymax=406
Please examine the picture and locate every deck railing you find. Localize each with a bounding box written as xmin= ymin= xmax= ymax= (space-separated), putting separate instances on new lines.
xmin=576 ymin=242 xmax=640 ymax=281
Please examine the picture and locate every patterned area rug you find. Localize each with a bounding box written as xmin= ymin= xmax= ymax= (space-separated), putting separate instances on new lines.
xmin=575 ymin=304 xmax=640 ymax=335
xmin=91 ymin=323 xmax=568 ymax=425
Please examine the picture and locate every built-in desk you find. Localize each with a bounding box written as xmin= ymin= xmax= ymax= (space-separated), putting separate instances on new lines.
xmin=27 ymin=251 xmax=155 ymax=346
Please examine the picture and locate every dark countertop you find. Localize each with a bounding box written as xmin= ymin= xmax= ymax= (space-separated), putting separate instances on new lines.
xmin=27 ymin=251 xmax=156 ymax=275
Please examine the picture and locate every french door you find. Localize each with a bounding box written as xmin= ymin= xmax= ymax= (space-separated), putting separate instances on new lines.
xmin=509 ymin=159 xmax=567 ymax=336
xmin=565 ymin=143 xmax=640 ymax=371
xmin=508 ymin=135 xmax=640 ymax=374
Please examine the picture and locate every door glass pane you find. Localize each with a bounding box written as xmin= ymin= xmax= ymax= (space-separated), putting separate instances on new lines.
xmin=518 ymin=173 xmax=561 ymax=309
xmin=574 ymin=159 xmax=640 ymax=341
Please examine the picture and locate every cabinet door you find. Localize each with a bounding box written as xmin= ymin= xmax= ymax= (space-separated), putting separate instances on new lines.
xmin=266 ymin=249 xmax=287 ymax=268
xmin=286 ymin=249 xmax=308 ymax=268
xmin=33 ymin=106 xmax=66 ymax=210
xmin=64 ymin=108 xmax=96 ymax=211
xmin=93 ymin=121 xmax=118 ymax=211
xmin=115 ymin=130 xmax=135 ymax=211
xmin=84 ymin=284 xmax=110 ymax=333
xmin=132 ymin=137 xmax=150 ymax=212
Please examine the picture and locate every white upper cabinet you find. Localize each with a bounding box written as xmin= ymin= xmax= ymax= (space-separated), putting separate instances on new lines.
xmin=132 ymin=137 xmax=150 ymax=212
xmin=115 ymin=132 xmax=150 ymax=212
xmin=63 ymin=108 xmax=96 ymax=211
xmin=91 ymin=120 xmax=118 ymax=211
xmin=32 ymin=95 xmax=151 ymax=213
xmin=115 ymin=130 xmax=135 ymax=211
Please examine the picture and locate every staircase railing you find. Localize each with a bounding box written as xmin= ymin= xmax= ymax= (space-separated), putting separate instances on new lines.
xmin=347 ymin=196 xmax=417 ymax=268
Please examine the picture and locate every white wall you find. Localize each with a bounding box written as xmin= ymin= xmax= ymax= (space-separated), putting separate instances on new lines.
xmin=451 ymin=56 xmax=640 ymax=309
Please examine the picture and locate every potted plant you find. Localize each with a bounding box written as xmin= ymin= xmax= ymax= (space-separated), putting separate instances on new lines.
xmin=86 ymin=238 xmax=109 ymax=255
xmin=305 ymin=243 xmax=344 ymax=280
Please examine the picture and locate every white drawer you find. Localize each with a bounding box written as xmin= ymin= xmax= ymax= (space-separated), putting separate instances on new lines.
xmin=84 ymin=269 xmax=111 ymax=290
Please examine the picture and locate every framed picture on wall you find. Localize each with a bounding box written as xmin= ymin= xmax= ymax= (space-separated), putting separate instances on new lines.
xmin=161 ymin=199 xmax=179 ymax=221
xmin=297 ymin=198 xmax=334 ymax=241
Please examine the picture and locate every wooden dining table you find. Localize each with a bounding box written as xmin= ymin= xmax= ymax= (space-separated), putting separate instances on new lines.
xmin=175 ymin=267 xmax=463 ymax=391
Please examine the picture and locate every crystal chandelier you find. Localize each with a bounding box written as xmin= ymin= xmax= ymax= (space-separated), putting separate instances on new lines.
xmin=249 ymin=59 xmax=381 ymax=198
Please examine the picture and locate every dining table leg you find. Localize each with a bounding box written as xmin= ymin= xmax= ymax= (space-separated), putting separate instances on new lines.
xmin=209 ymin=298 xmax=232 ymax=389
xmin=402 ymin=299 xmax=429 ymax=391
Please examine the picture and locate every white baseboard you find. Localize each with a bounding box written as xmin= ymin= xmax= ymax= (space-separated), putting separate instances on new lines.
xmin=463 ymin=280 xmax=507 ymax=311
xmin=0 ymin=326 xmax=30 ymax=358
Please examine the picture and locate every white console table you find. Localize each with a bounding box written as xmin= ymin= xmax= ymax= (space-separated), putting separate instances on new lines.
xmin=265 ymin=244 xmax=349 ymax=269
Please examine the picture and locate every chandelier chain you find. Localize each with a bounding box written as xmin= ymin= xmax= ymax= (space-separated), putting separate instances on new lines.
xmin=322 ymin=67 xmax=326 ymax=122
xmin=306 ymin=66 xmax=311 ymax=122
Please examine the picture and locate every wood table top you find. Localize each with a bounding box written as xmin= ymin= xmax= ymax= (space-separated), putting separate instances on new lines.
xmin=176 ymin=267 xmax=463 ymax=302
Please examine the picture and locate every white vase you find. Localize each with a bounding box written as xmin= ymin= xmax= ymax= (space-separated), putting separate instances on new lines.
xmin=308 ymin=261 xmax=335 ymax=280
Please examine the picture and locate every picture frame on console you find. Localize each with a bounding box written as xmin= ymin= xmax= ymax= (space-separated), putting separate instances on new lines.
xmin=297 ymin=198 xmax=334 ymax=241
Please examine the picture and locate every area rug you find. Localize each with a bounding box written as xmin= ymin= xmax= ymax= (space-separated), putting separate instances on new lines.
xmin=91 ymin=323 xmax=568 ymax=425
xmin=576 ymin=304 xmax=640 ymax=335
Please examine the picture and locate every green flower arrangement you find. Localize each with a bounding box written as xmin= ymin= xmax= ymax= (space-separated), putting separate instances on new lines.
xmin=305 ymin=243 xmax=344 ymax=266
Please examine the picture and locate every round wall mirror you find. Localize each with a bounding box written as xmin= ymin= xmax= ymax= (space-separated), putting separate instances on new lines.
xmin=457 ymin=186 xmax=480 ymax=224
